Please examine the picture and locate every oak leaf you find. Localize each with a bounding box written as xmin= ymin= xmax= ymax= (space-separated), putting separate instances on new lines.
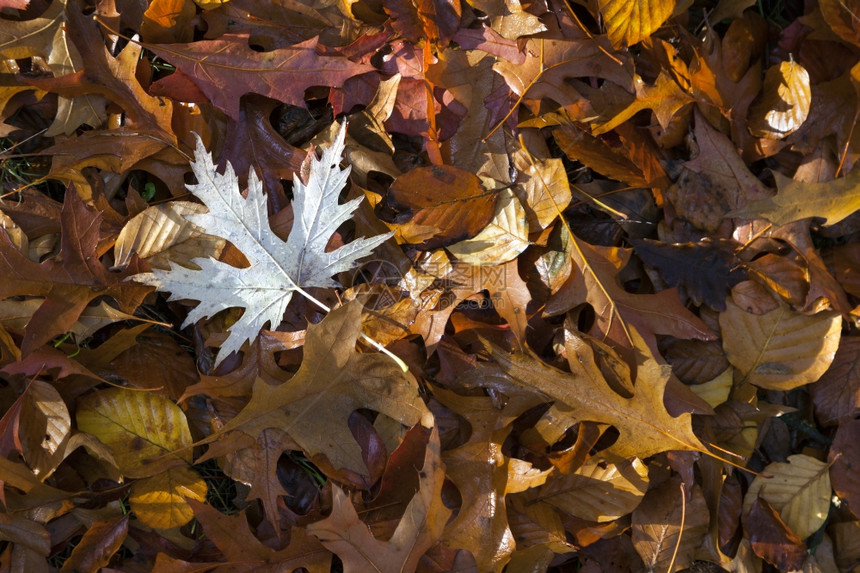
xmin=134 ymin=122 xmax=393 ymax=365
xmin=0 ymin=190 xmax=151 ymax=356
xmin=727 ymin=168 xmax=860 ymax=227
xmin=202 ymin=301 xmax=432 ymax=477
xmin=455 ymin=327 xmax=707 ymax=459
xmin=546 ymin=237 xmax=715 ymax=355
xmin=145 ymin=34 xmax=374 ymax=119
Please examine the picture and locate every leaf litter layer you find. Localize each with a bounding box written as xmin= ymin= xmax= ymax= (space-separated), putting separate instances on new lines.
xmin=0 ymin=0 xmax=859 ymax=571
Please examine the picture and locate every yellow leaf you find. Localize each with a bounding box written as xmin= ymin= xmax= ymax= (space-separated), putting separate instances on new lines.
xmin=515 ymin=157 xmax=572 ymax=231
xmin=743 ymin=454 xmax=831 ymax=539
xmin=76 ymin=388 xmax=193 ymax=478
xmin=748 ymin=60 xmax=811 ymax=139
xmin=689 ymin=366 xmax=733 ymax=408
xmin=130 ymin=466 xmax=207 ymax=529
xmin=599 ymin=0 xmax=677 ymax=48
xmin=720 ymin=297 xmax=841 ymax=390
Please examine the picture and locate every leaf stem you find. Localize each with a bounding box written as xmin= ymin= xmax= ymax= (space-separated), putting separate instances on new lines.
xmin=295 ymin=284 xmax=408 ymax=372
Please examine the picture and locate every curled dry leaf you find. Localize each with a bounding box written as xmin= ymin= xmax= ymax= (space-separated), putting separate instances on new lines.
xmin=58 ymin=515 xmax=128 ymax=573
xmin=113 ymin=201 xmax=226 ymax=270
xmin=748 ymin=60 xmax=811 ymax=139
xmin=719 ymin=297 xmax=841 ymax=390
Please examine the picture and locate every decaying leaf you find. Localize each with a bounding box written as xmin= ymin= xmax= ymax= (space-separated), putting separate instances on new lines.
xmin=133 ymin=122 xmax=393 ymax=365
xmin=75 ymin=387 xmax=194 ymax=478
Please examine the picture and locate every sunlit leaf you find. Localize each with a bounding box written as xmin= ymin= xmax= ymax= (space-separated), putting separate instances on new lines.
xmin=114 ymin=201 xmax=226 ymax=270
xmin=744 ymin=454 xmax=832 ymax=540
xmin=75 ymin=388 xmax=193 ymax=478
xmin=748 ymin=60 xmax=811 ymax=139
xmin=446 ymin=188 xmax=530 ymax=265
xmin=720 ymin=297 xmax=841 ymax=390
xmin=599 ymin=0 xmax=677 ymax=48
xmin=537 ymin=457 xmax=649 ymax=522
xmin=129 ymin=466 xmax=208 ymax=529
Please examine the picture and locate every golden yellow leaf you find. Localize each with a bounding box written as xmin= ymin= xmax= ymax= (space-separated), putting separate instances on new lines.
xmin=599 ymin=0 xmax=677 ymax=48
xmin=130 ymin=466 xmax=207 ymax=529
xmin=76 ymin=388 xmax=193 ymax=478
xmin=748 ymin=60 xmax=811 ymax=139
xmin=689 ymin=366 xmax=733 ymax=409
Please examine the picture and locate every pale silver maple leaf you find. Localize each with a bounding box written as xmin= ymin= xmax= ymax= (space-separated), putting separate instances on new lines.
xmin=133 ymin=122 xmax=393 ymax=366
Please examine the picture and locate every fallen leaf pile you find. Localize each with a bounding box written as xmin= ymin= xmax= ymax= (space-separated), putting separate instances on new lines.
xmin=0 ymin=0 xmax=859 ymax=571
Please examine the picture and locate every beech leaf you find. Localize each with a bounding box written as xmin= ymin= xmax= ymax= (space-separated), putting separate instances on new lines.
xmin=599 ymin=0 xmax=677 ymax=48
xmin=743 ymin=454 xmax=832 ymax=540
xmin=133 ymin=122 xmax=393 ymax=366
xmin=748 ymin=60 xmax=811 ymax=139
xmin=720 ymin=297 xmax=841 ymax=390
